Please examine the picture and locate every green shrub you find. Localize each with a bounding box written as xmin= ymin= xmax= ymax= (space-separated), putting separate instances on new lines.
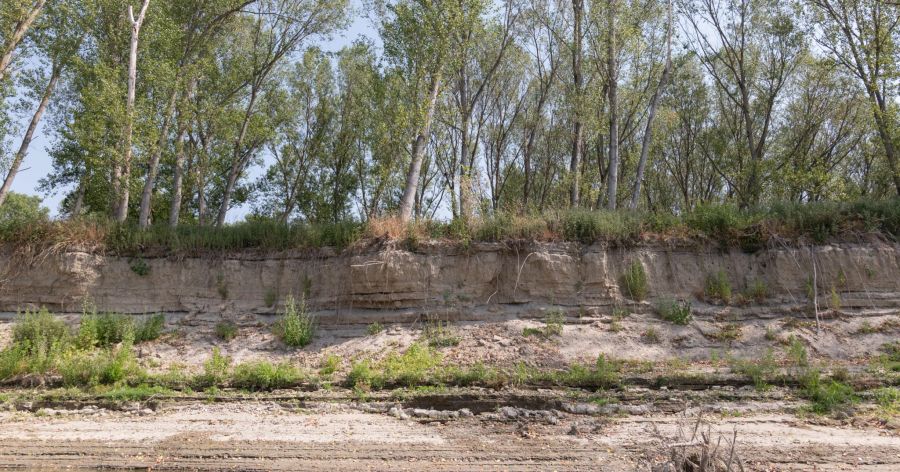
xmin=787 ymin=336 xmax=809 ymax=368
xmin=231 ymin=361 xmax=302 ymax=391
xmin=0 ymin=344 xmax=29 ymax=380
xmin=134 ymin=314 xmax=165 ymax=343
xmin=273 ymin=295 xmax=316 ymax=348
xmin=704 ymin=270 xmax=732 ymax=304
xmin=319 ymin=355 xmax=341 ymax=377
xmin=129 ymin=258 xmax=150 ymax=276
xmin=522 ymin=311 xmax=565 ymax=338
xmin=348 ymin=360 xmax=376 ymax=390
xmin=620 ymin=261 xmax=648 ymax=301
xmin=214 ymin=321 xmax=239 ymax=341
xmin=77 ymin=313 xmax=134 ymax=349
xmin=800 ymin=368 xmax=855 ymax=414
xmin=13 ymin=309 xmax=70 ymax=352
xmin=264 ymin=289 xmax=277 ymax=308
xmin=380 ymin=343 xmax=442 ymax=388
xmin=744 ymin=278 xmax=768 ymax=302
xmin=422 ymin=319 xmax=461 ymax=348
xmin=559 ymin=209 xmax=639 ymax=244
xmin=194 ymin=348 xmax=231 ymax=388
xmin=366 ymin=322 xmax=385 ymax=335
xmin=729 ymin=349 xmax=778 ymax=390
xmin=58 ymin=340 xmax=141 ymax=387
xmin=657 ymin=299 xmax=693 ymax=325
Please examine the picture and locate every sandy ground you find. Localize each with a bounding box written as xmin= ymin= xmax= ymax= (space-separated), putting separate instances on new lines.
xmin=0 ymin=401 xmax=897 ymax=471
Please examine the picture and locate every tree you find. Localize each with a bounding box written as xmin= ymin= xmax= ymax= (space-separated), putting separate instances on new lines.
xmin=807 ymin=0 xmax=900 ymax=195
xmin=0 ymin=0 xmax=47 ymax=82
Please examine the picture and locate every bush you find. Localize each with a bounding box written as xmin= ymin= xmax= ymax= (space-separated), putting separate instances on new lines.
xmin=422 ymin=319 xmax=461 ymax=348
xmin=558 ymin=210 xmax=639 ymax=244
xmin=194 ymin=347 xmax=231 ymax=388
xmin=620 ymin=261 xmax=648 ymax=301
xmin=657 ymin=299 xmax=693 ymax=325
xmin=58 ymin=340 xmax=141 ymax=387
xmin=800 ymin=368 xmax=855 ymax=414
xmin=134 ymin=314 xmax=165 ymax=343
xmin=77 ymin=313 xmax=134 ymax=349
xmin=0 ymin=193 xmax=49 ymax=232
xmin=729 ymin=349 xmax=778 ymax=390
xmin=12 ymin=309 xmax=70 ymax=353
xmin=366 ymin=322 xmax=385 ymax=335
xmin=522 ymin=311 xmax=565 ymax=338
xmin=273 ymin=295 xmax=316 ymax=348
xmin=380 ymin=343 xmax=442 ymax=388
xmin=704 ymin=271 xmax=732 ymax=304
xmin=231 ymin=361 xmax=302 ymax=391
xmin=744 ymin=279 xmax=768 ymax=302
xmin=215 ymin=321 xmax=239 ymax=341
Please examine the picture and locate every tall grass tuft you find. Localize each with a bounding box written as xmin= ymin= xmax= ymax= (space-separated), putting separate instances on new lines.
xmin=273 ymin=295 xmax=316 ymax=348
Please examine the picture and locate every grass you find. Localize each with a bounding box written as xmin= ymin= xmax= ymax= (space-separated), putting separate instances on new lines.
xmin=710 ymin=323 xmax=743 ymax=342
xmin=657 ymin=299 xmax=693 ymax=325
xmin=3 ymin=199 xmax=898 ymax=255
xmin=366 ymin=322 xmax=385 ymax=335
xmin=231 ymin=361 xmax=303 ymax=391
xmin=744 ymin=279 xmax=768 ymax=302
xmin=522 ymin=311 xmax=565 ymax=338
xmin=421 ymin=319 xmax=461 ymax=348
xmin=273 ymin=295 xmax=316 ymax=348
xmin=620 ymin=261 xmax=648 ymax=301
xmin=704 ymin=271 xmax=732 ymax=304
xmin=729 ymin=349 xmax=778 ymax=390
xmin=214 ymin=321 xmax=239 ymax=341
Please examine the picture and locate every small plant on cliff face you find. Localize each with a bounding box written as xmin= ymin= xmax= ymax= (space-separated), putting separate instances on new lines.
xmin=744 ymin=278 xmax=768 ymax=302
xmin=264 ymin=288 xmax=277 ymax=308
xmin=704 ymin=270 xmax=732 ymax=304
xmin=828 ymin=286 xmax=842 ymax=312
xmin=129 ymin=258 xmax=150 ymax=276
xmin=642 ymin=327 xmax=661 ymax=344
xmin=273 ymin=295 xmax=316 ymax=348
xmin=216 ymin=273 xmax=229 ymax=299
xmin=657 ymin=299 xmax=693 ymax=325
xmin=620 ymin=261 xmax=648 ymax=301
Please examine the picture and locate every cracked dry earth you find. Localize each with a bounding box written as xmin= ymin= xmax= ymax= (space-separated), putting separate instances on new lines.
xmin=0 ymin=401 xmax=898 ymax=471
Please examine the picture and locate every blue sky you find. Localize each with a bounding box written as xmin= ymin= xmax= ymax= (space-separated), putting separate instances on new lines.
xmin=7 ymin=2 xmax=377 ymax=221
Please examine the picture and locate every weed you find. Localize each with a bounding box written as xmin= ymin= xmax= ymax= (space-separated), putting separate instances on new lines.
xmin=620 ymin=261 xmax=648 ymax=301
xmin=231 ymin=361 xmax=302 ymax=391
xmin=366 ymin=322 xmax=385 ymax=335
xmin=729 ymin=349 xmax=778 ymax=390
xmin=133 ymin=314 xmax=165 ymax=343
xmin=214 ymin=321 xmax=239 ymax=341
xmin=58 ymin=339 xmax=141 ymax=387
xmin=744 ymin=278 xmax=768 ymax=302
xmin=642 ymin=327 xmax=661 ymax=344
xmin=874 ymin=387 xmax=899 ymax=414
xmin=76 ymin=313 xmax=133 ymax=349
xmin=828 ymin=286 xmax=842 ymax=312
xmin=764 ymin=326 xmax=778 ymax=342
xmin=799 ymin=368 xmax=855 ymax=414
xmin=381 ymin=344 xmax=442 ymax=388
xmin=786 ymin=336 xmax=809 ymax=368
xmin=348 ymin=360 xmax=376 ymax=390
xmin=422 ymin=318 xmax=461 ymax=348
xmin=442 ymin=362 xmax=504 ymax=388
xmin=216 ymin=273 xmax=228 ymax=299
xmin=710 ymin=323 xmax=743 ymax=342
xmin=704 ymin=271 xmax=732 ymax=304
xmin=264 ymin=288 xmax=277 ymax=308
xmin=129 ymin=258 xmax=150 ymax=276
xmin=319 ymin=355 xmax=341 ymax=378
xmin=523 ymin=311 xmax=565 ymax=338
xmin=657 ymin=299 xmax=693 ymax=325
xmin=609 ymin=320 xmax=624 ymax=333
xmin=273 ymin=295 xmax=316 ymax=348
xmin=195 ymin=347 xmax=231 ymax=388
xmin=99 ymin=384 xmax=171 ymax=402
xmin=13 ymin=309 xmax=70 ymax=352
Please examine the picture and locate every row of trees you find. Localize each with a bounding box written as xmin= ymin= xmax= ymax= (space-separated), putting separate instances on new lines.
xmin=0 ymin=0 xmax=898 ymax=227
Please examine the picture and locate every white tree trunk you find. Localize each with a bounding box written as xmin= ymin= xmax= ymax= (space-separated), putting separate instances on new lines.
xmin=115 ymin=0 xmax=151 ymax=223
xmin=0 ymin=61 xmax=60 ymax=207
xmin=398 ymin=71 xmax=442 ymax=223
xmin=0 ymin=0 xmax=47 ymax=82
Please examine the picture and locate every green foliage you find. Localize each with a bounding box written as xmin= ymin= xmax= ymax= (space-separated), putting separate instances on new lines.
xmin=319 ymin=354 xmax=341 ymax=377
xmin=77 ymin=313 xmax=134 ymax=349
xmin=744 ymin=279 xmax=768 ymax=302
xmin=558 ymin=209 xmax=640 ymax=244
xmin=522 ymin=311 xmax=565 ymax=338
xmin=273 ymin=295 xmax=316 ymax=348
xmin=421 ymin=319 xmax=460 ymax=348
xmin=366 ymin=322 xmax=385 ymax=335
xmin=231 ymin=361 xmax=303 ymax=391
xmin=133 ymin=314 xmax=165 ymax=343
xmin=799 ymin=368 xmax=855 ymax=414
xmin=657 ymin=299 xmax=693 ymax=325
xmin=729 ymin=349 xmax=778 ymax=390
xmin=0 ymin=193 xmax=49 ymax=232
xmin=787 ymin=336 xmax=809 ymax=368
xmin=214 ymin=321 xmax=239 ymax=341
xmin=99 ymin=385 xmax=172 ymax=402
xmin=620 ymin=261 xmax=648 ymax=301
xmin=58 ymin=340 xmax=140 ymax=387
xmin=704 ymin=271 xmax=732 ymax=304
xmin=264 ymin=288 xmax=277 ymax=308
xmin=195 ymin=348 xmax=231 ymax=388
xmin=129 ymin=258 xmax=150 ymax=276
xmin=12 ymin=308 xmax=70 ymax=353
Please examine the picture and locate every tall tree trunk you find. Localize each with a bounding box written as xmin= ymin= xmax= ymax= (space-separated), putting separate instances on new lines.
xmin=216 ymin=85 xmax=259 ymax=227
xmin=606 ymin=0 xmax=619 ymax=210
xmin=629 ymin=0 xmax=673 ymax=210
xmin=569 ymin=0 xmax=584 ymax=207
xmin=167 ymin=119 xmax=189 ymax=227
xmin=138 ymin=86 xmax=178 ymax=228
xmin=115 ymin=0 xmax=151 ymax=223
xmin=0 ymin=0 xmax=47 ymax=82
xmin=399 ymin=71 xmax=442 ymax=223
xmin=0 ymin=61 xmax=60 ymax=207
xmin=458 ymin=71 xmax=474 ymax=221
xmin=70 ymin=176 xmax=87 ymax=218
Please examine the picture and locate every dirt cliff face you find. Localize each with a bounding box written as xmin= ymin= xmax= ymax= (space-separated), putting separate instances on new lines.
xmin=1 ymin=241 xmax=898 ymax=321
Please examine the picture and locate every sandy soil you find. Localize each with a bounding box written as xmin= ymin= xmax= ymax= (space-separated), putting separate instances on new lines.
xmin=0 ymin=401 xmax=897 ymax=471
